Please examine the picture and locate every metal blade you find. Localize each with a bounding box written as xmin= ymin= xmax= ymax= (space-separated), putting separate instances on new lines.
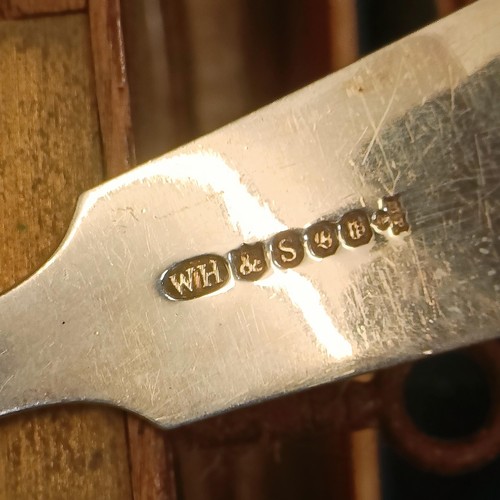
xmin=0 ymin=0 xmax=499 ymax=427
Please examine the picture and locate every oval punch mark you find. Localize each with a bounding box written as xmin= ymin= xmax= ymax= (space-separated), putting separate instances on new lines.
xmin=161 ymin=254 xmax=230 ymax=301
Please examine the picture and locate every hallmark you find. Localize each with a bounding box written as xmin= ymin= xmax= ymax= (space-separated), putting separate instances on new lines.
xmin=160 ymin=195 xmax=410 ymax=300
xmin=305 ymin=221 xmax=339 ymax=258
xmin=161 ymin=254 xmax=230 ymax=301
xmin=372 ymin=195 xmax=409 ymax=235
xmin=229 ymin=242 xmax=268 ymax=281
xmin=383 ymin=195 xmax=410 ymax=235
xmin=339 ymin=209 xmax=373 ymax=248
xmin=271 ymin=230 xmax=305 ymax=269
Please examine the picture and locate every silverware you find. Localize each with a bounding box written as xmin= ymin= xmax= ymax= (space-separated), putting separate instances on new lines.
xmin=1 ymin=0 xmax=499 ymax=428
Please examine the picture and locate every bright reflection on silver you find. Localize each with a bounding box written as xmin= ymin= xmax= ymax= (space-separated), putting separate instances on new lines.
xmin=258 ymin=272 xmax=352 ymax=358
xmin=155 ymin=152 xmax=351 ymax=357
xmin=158 ymin=152 xmax=287 ymax=240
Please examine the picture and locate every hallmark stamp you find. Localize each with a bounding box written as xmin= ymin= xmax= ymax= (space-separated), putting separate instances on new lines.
xmin=161 ymin=254 xmax=230 ymax=301
xmin=229 ymin=242 xmax=268 ymax=281
xmin=339 ymin=209 xmax=373 ymax=247
xmin=382 ymin=195 xmax=410 ymax=235
xmin=271 ymin=230 xmax=304 ymax=269
xmin=371 ymin=209 xmax=391 ymax=232
xmin=160 ymin=194 xmax=410 ymax=301
xmin=371 ymin=195 xmax=410 ymax=235
xmin=305 ymin=221 xmax=339 ymax=258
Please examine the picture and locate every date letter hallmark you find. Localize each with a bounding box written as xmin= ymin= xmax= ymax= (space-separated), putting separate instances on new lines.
xmin=229 ymin=242 xmax=268 ymax=281
xmin=161 ymin=254 xmax=230 ymax=301
xmin=339 ymin=209 xmax=373 ymax=248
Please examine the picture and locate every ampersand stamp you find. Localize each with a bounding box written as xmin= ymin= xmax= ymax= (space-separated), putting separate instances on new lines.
xmin=229 ymin=242 xmax=268 ymax=281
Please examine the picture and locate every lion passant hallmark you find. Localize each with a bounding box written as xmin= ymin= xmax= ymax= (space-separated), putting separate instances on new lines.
xmin=160 ymin=194 xmax=410 ymax=301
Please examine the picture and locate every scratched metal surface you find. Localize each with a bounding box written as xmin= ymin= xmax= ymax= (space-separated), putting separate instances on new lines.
xmin=0 ymin=0 xmax=499 ymax=427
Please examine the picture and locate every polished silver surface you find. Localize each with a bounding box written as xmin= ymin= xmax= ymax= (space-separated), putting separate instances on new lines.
xmin=0 ymin=0 xmax=499 ymax=427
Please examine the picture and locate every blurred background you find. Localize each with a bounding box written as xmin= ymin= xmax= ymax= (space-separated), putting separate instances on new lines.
xmin=121 ymin=0 xmax=474 ymax=162
xmin=2 ymin=0 xmax=499 ymax=499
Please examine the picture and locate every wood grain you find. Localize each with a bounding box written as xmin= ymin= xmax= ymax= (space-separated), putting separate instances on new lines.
xmin=120 ymin=0 xmax=196 ymax=163
xmin=350 ymin=429 xmax=381 ymax=500
xmin=88 ymin=0 xmax=135 ymax=177
xmin=0 ymin=407 xmax=131 ymax=499
xmin=0 ymin=14 xmax=132 ymax=499
xmin=435 ymin=0 xmax=476 ymax=17
xmin=88 ymin=2 xmax=178 ymax=497
xmin=0 ymin=0 xmax=85 ymax=19
xmin=127 ymin=417 xmax=178 ymax=500
xmin=329 ymin=0 xmax=359 ymax=70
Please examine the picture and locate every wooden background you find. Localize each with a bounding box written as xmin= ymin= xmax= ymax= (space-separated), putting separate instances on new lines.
xmin=0 ymin=0 xmax=477 ymax=498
